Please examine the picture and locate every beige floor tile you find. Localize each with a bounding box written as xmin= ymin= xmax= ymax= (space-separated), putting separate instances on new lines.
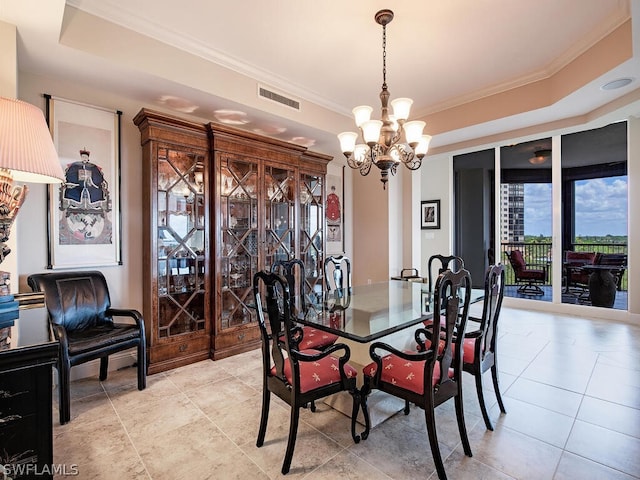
xmin=465 ymin=422 xmax=563 ymax=480
xmin=53 ymin=415 xmax=147 ymax=480
xmin=577 ymin=396 xmax=640 ymax=439
xmin=505 ymin=377 xmax=583 ymax=417
xmin=309 ymin=450 xmax=395 ymax=479
xmin=136 ymin=417 xmax=268 ymax=480
xmin=585 ymin=363 xmax=640 ymax=409
xmin=488 ymin=397 xmax=574 ymax=448
xmin=554 ymin=452 xmax=638 ymax=480
xmin=239 ymin=420 xmax=344 ymax=479
xmin=163 ymin=359 xmax=233 ymax=391
xmin=565 ymin=420 xmax=640 ymax=477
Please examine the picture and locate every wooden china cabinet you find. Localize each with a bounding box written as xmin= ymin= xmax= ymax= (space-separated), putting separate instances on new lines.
xmin=135 ymin=109 xmax=332 ymax=370
xmin=135 ymin=110 xmax=211 ymax=373
xmin=210 ymin=124 xmax=331 ymax=359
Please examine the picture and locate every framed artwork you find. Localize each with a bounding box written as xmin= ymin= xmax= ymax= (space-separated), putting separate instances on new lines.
xmin=326 ymin=166 xmax=345 ymax=254
xmin=421 ymin=199 xmax=440 ymax=230
xmin=421 ymin=291 xmax=431 ymax=315
xmin=45 ymin=95 xmax=122 ymax=269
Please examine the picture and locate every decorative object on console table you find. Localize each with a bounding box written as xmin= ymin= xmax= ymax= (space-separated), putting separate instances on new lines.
xmin=420 ymin=199 xmax=440 ymax=230
xmin=44 ymin=95 xmax=122 ymax=269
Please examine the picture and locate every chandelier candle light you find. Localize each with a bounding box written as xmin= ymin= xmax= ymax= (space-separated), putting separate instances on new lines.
xmin=338 ymin=9 xmax=432 ymax=189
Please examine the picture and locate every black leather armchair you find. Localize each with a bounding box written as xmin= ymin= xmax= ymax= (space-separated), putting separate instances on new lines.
xmin=27 ymin=270 xmax=146 ymax=424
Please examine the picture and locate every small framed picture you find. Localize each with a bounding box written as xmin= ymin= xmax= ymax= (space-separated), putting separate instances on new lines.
xmin=421 ymin=291 xmax=431 ymax=315
xmin=421 ymin=200 xmax=440 ymax=230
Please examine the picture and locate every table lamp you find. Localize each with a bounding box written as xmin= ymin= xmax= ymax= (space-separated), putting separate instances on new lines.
xmin=0 ymin=96 xmax=65 ymax=264
xmin=0 ymin=96 xmax=65 ymax=328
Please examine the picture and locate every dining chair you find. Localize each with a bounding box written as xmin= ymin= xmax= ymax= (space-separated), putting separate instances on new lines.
xmin=27 ymin=270 xmax=146 ymax=425
xmin=253 ymin=271 xmax=359 ymax=474
xmin=362 ymin=268 xmax=473 ymax=480
xmin=271 ymin=259 xmax=338 ymax=351
xmin=324 ymin=255 xmax=351 ymax=294
xmin=460 ymin=263 xmax=506 ymax=430
xmin=426 ymin=254 xmax=464 ymax=292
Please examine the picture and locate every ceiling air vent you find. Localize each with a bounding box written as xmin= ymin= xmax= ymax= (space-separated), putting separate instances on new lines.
xmin=258 ymin=85 xmax=300 ymax=111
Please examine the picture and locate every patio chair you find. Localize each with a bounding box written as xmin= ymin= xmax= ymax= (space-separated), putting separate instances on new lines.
xmin=506 ymin=249 xmax=547 ymax=295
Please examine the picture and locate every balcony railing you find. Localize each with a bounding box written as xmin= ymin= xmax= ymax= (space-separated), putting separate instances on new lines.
xmin=500 ymin=242 xmax=628 ymax=291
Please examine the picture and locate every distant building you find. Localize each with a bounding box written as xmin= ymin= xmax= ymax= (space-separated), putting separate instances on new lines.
xmin=501 ymin=183 xmax=524 ymax=243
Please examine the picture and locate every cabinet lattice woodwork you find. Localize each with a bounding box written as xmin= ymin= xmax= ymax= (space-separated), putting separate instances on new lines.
xmin=135 ymin=110 xmax=331 ymax=370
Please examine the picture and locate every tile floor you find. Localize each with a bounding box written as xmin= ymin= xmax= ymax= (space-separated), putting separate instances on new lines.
xmin=53 ymin=307 xmax=640 ymax=479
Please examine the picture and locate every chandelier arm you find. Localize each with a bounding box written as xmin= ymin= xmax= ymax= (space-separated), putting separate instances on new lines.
xmin=359 ymin=158 xmax=372 ymax=176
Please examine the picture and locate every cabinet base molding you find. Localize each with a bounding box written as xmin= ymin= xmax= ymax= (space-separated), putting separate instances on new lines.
xmin=212 ymin=339 xmax=261 ymax=361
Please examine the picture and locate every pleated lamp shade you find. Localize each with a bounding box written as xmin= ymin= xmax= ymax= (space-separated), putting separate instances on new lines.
xmin=0 ymin=97 xmax=64 ymax=183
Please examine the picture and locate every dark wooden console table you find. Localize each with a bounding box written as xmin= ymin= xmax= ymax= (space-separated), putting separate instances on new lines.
xmin=0 ymin=295 xmax=57 ymax=480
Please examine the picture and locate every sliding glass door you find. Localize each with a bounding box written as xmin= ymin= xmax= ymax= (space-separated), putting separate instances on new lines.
xmin=453 ymin=121 xmax=628 ymax=310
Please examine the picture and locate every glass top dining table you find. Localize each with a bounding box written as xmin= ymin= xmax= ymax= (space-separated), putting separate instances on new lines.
xmin=298 ymin=280 xmax=484 ymax=344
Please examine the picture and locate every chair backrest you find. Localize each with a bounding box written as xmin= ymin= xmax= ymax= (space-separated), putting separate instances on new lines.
xmin=507 ymin=250 xmax=525 ymax=272
xmin=253 ymin=270 xmax=294 ymax=379
xmin=27 ymin=270 xmax=112 ymax=331
xmin=432 ymin=268 xmax=472 ymax=386
xmin=427 ymin=254 xmax=464 ymax=291
xmin=324 ymin=255 xmax=351 ymax=293
xmin=595 ymin=252 xmax=627 ymax=267
xmin=565 ymin=251 xmax=596 ymax=265
xmin=271 ymin=258 xmax=306 ymax=316
xmin=476 ymin=264 xmax=505 ymax=360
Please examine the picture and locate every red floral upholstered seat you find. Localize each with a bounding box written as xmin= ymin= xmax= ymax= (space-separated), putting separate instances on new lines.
xmin=275 ymin=348 xmax=357 ymax=393
xmin=253 ymin=271 xmax=359 ymax=475
xmin=363 ymin=354 xmax=448 ymax=395
xmin=361 ymin=268 xmax=473 ymax=480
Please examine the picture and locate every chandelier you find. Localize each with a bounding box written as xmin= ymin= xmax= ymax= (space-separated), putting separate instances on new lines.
xmin=338 ymin=9 xmax=432 ymax=189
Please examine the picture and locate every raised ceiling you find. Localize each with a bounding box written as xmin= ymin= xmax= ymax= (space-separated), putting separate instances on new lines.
xmin=1 ymin=0 xmax=639 ymax=157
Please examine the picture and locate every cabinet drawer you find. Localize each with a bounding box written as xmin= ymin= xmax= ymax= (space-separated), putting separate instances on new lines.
xmin=149 ymin=335 xmax=210 ymax=364
xmin=214 ymin=325 xmax=260 ymax=350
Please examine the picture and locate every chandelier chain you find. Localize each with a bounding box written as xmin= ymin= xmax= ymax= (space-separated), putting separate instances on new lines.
xmin=382 ymin=23 xmax=387 ymax=88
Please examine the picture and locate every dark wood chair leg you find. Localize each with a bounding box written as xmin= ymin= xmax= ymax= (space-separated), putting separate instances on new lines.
xmin=99 ymin=356 xmax=109 ymax=381
xmin=491 ymin=364 xmax=506 ymax=413
xmin=454 ymin=394 xmax=472 ymax=456
xmin=256 ymin=389 xmax=270 ymax=447
xmin=404 ymin=399 xmax=411 ymax=415
xmin=350 ymin=391 xmax=361 ymax=443
xmin=424 ymin=402 xmax=446 ymax=480
xmin=475 ymin=372 xmax=493 ymax=430
xmin=282 ymin=406 xmax=300 ymax=475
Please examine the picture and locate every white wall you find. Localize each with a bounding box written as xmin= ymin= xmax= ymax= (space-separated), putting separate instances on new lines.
xmin=418 ymin=152 xmax=453 ymax=277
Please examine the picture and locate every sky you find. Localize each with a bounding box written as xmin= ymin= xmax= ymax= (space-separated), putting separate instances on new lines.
xmin=523 ymin=176 xmax=628 ymax=237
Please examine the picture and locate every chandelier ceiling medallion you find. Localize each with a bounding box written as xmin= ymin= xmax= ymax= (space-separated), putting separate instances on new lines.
xmin=338 ymin=9 xmax=432 ymax=189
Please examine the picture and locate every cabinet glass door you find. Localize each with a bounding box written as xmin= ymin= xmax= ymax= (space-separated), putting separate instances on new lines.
xmin=220 ymin=156 xmax=258 ymax=329
xmin=264 ymin=164 xmax=295 ymax=269
xmin=299 ymin=173 xmax=324 ymax=302
xmin=157 ymin=148 xmax=206 ymax=338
